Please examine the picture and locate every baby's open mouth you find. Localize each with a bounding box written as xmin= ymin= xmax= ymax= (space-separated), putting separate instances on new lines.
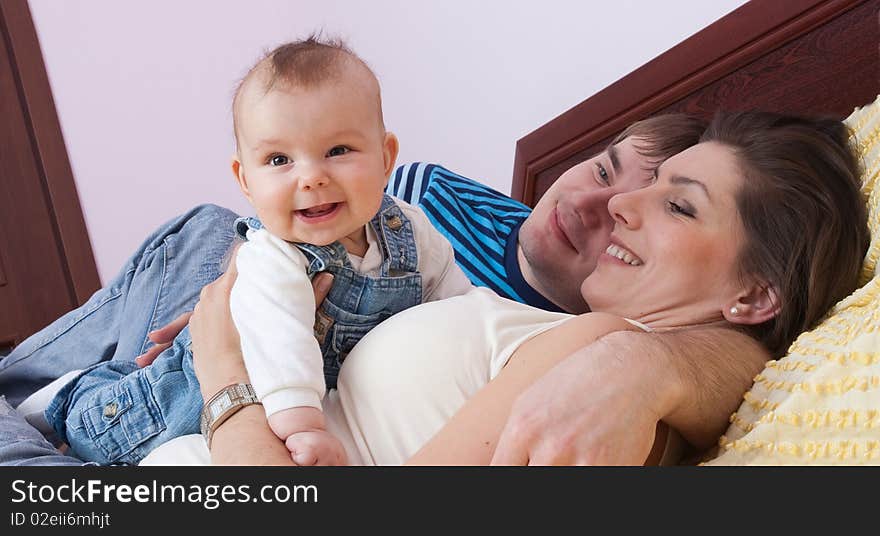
xmin=297 ymin=203 xmax=339 ymax=218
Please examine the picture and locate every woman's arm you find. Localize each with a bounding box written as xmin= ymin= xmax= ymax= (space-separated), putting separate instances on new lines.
xmin=405 ymin=312 xmax=658 ymax=465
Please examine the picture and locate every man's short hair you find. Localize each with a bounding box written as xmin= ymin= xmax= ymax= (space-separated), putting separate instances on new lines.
xmin=612 ymin=113 xmax=708 ymax=165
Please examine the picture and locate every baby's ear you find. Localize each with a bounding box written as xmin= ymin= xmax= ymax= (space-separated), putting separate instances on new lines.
xmin=382 ymin=132 xmax=400 ymax=180
xmin=723 ymin=282 xmax=780 ymax=326
xmin=231 ymin=157 xmax=252 ymax=202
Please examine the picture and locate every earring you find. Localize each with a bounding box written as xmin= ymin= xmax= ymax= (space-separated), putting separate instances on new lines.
xmin=730 ymin=307 xmax=739 ymax=316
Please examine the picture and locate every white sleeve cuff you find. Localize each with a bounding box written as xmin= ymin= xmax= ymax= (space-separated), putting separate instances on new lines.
xmin=260 ymin=387 xmax=323 ymax=417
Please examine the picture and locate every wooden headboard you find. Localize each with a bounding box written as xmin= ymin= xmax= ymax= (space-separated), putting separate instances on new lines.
xmin=512 ymin=0 xmax=880 ymax=206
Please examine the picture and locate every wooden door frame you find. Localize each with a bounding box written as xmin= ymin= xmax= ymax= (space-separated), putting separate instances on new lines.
xmin=0 ymin=0 xmax=99 ymax=303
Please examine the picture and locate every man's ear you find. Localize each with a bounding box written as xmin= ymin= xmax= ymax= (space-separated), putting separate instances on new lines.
xmin=231 ymin=157 xmax=253 ymax=203
xmin=723 ymin=282 xmax=781 ymax=325
xmin=382 ymin=131 xmax=400 ymax=184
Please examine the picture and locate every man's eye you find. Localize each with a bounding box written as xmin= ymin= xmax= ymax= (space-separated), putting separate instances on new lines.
xmin=269 ymin=155 xmax=290 ymax=166
xmin=595 ymin=163 xmax=610 ymax=185
xmin=327 ymin=146 xmax=350 ymax=157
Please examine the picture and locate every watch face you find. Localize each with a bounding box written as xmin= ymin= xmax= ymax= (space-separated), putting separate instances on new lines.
xmin=201 ymin=384 xmax=259 ymax=440
xmin=212 ymin=394 xmax=232 ymax=417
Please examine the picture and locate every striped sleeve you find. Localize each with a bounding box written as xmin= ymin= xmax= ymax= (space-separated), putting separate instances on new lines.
xmin=386 ymin=162 xmax=532 ymax=301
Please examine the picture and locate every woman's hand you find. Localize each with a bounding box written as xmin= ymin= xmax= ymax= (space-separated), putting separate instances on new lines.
xmin=188 ymin=259 xmax=335 ymax=401
xmin=135 ymin=260 xmax=335 ymax=369
xmin=189 ymin=257 xmax=249 ymax=400
xmin=187 ymin=253 xmax=335 ymax=466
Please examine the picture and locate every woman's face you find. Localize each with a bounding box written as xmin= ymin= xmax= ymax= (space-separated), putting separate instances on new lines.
xmin=580 ymin=141 xmax=748 ymax=327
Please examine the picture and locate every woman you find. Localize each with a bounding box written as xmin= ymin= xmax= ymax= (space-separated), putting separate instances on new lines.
xmin=146 ymin=110 xmax=868 ymax=465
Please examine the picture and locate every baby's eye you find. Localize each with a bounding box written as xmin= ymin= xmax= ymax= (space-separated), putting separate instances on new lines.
xmin=327 ymin=146 xmax=350 ymax=157
xmin=268 ymin=155 xmax=290 ymax=166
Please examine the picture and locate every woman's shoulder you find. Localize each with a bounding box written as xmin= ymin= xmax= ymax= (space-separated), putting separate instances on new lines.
xmin=499 ymin=311 xmax=643 ymax=379
xmin=515 ymin=312 xmax=648 ymax=359
xmin=561 ymin=311 xmax=647 ymax=338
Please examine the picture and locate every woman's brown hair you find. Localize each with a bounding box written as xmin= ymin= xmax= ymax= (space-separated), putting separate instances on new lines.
xmin=701 ymin=111 xmax=869 ymax=356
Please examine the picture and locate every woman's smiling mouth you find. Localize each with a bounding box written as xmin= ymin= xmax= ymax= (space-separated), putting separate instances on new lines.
xmin=604 ymin=243 xmax=643 ymax=265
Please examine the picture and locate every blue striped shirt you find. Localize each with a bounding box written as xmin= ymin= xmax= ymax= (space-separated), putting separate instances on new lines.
xmin=387 ymin=162 xmax=563 ymax=312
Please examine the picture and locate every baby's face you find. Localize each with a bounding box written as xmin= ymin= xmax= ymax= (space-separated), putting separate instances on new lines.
xmin=233 ymin=79 xmax=396 ymax=252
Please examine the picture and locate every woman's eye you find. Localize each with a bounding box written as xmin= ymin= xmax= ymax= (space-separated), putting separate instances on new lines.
xmin=595 ymin=163 xmax=610 ymax=185
xmin=668 ymin=201 xmax=695 ymax=218
xmin=327 ymin=146 xmax=350 ymax=157
xmin=269 ymin=155 xmax=290 ymax=166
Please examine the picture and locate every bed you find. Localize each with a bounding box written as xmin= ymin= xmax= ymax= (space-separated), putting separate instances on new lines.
xmin=508 ymin=0 xmax=880 ymax=465
xmin=511 ymin=0 xmax=878 ymax=206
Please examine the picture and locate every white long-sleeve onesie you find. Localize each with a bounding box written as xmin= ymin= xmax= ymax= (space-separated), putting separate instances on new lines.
xmin=229 ymin=198 xmax=473 ymax=417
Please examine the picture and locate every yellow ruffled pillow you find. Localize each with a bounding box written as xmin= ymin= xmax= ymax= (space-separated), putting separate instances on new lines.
xmin=704 ymin=95 xmax=880 ymax=465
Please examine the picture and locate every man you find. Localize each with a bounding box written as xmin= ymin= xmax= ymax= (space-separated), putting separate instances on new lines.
xmin=0 ymin=114 xmax=767 ymax=465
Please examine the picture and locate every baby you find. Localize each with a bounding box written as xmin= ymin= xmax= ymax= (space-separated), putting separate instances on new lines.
xmin=43 ymin=37 xmax=472 ymax=466
xmin=226 ymin=38 xmax=472 ymax=464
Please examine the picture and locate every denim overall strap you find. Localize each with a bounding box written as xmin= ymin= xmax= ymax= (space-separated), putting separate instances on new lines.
xmin=234 ymin=216 xmax=352 ymax=275
xmin=294 ymin=242 xmax=352 ymax=276
xmin=368 ymin=194 xmax=419 ymax=276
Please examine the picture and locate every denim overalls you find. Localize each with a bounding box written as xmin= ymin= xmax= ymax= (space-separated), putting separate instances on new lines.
xmin=46 ymin=194 xmax=423 ymax=465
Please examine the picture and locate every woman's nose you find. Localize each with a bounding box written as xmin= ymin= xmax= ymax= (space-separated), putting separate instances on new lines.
xmin=607 ymin=190 xmax=641 ymax=228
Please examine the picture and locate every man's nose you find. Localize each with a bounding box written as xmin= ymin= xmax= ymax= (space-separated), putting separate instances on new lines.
xmin=571 ymin=187 xmax=617 ymax=230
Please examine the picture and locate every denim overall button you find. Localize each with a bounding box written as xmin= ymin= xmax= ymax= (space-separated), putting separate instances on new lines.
xmin=102 ymin=402 xmax=118 ymax=419
xmin=385 ymin=215 xmax=403 ymax=231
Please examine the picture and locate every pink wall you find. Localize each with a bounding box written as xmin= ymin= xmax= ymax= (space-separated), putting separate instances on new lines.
xmin=28 ymin=0 xmax=747 ymax=282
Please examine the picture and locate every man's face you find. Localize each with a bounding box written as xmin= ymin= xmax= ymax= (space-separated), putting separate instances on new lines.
xmin=517 ymin=137 xmax=656 ymax=313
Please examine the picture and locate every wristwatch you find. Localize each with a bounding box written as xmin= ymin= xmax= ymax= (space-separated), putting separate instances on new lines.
xmin=200 ymin=383 xmax=261 ymax=447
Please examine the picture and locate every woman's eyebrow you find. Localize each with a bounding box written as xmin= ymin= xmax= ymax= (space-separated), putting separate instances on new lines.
xmin=670 ymin=175 xmax=712 ymax=201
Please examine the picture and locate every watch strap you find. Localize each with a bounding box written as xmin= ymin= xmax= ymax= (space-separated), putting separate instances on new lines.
xmin=200 ymin=383 xmax=261 ymax=448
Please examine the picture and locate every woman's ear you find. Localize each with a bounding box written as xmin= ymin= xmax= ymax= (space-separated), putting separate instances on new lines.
xmin=382 ymin=131 xmax=400 ymax=182
xmin=231 ymin=157 xmax=253 ymax=203
xmin=723 ymin=282 xmax=781 ymax=325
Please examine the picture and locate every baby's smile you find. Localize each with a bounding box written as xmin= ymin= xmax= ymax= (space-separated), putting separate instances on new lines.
xmin=295 ymin=202 xmax=343 ymax=222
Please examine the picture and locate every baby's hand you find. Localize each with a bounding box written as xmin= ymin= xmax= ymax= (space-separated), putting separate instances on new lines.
xmin=268 ymin=407 xmax=347 ymax=466
xmin=285 ymin=430 xmax=347 ymax=466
